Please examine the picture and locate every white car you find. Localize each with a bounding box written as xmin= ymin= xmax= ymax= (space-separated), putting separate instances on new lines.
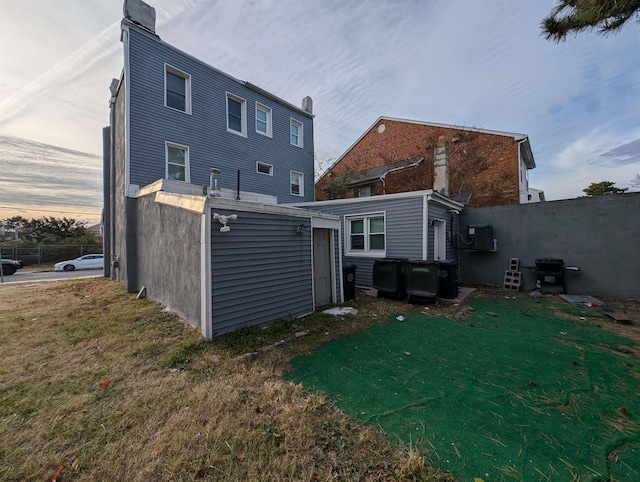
xmin=54 ymin=254 xmax=104 ymax=271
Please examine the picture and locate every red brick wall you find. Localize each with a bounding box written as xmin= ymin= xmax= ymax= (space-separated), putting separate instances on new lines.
xmin=316 ymin=119 xmax=522 ymax=207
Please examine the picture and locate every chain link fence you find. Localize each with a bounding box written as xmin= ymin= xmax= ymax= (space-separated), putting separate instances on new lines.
xmin=0 ymin=244 xmax=102 ymax=266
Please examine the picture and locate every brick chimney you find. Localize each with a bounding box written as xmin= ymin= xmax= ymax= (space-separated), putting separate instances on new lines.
xmin=123 ymin=0 xmax=156 ymax=33
xmin=433 ymin=136 xmax=449 ymax=196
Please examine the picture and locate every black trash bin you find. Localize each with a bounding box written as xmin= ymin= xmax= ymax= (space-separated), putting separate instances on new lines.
xmin=343 ymin=263 xmax=357 ymax=302
xmin=373 ymin=258 xmax=408 ymax=299
xmin=405 ymin=260 xmax=440 ymax=304
xmin=438 ymin=260 xmax=458 ymax=299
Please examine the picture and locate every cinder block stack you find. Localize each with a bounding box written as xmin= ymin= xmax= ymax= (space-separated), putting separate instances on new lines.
xmin=503 ymin=258 xmax=522 ymax=291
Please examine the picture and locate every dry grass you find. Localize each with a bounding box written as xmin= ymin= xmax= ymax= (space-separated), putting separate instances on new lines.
xmin=0 ymin=279 xmax=454 ymax=481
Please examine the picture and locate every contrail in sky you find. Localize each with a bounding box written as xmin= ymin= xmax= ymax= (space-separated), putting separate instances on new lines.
xmin=0 ymin=0 xmax=200 ymax=125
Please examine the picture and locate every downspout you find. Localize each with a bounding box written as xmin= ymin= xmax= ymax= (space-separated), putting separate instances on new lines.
xmin=102 ymin=126 xmax=111 ymax=278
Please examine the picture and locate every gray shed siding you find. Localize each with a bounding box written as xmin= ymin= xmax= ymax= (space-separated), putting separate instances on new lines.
xmin=333 ymin=229 xmax=342 ymax=302
xmin=317 ymin=197 xmax=425 ymax=288
xmin=210 ymin=211 xmax=313 ymax=336
xmin=127 ymin=28 xmax=314 ymax=203
xmin=134 ymin=194 xmax=202 ymax=325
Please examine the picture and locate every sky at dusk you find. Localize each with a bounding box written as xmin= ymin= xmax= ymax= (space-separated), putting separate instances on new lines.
xmin=1 ymin=0 xmax=639 ymax=223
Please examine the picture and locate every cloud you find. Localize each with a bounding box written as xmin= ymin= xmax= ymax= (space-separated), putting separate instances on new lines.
xmin=0 ymin=0 xmax=201 ymax=126
xmin=594 ymin=138 xmax=640 ymax=167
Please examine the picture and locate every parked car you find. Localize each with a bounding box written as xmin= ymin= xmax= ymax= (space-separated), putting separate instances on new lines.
xmin=54 ymin=254 xmax=104 ymax=272
xmin=1 ymin=258 xmax=24 ymax=276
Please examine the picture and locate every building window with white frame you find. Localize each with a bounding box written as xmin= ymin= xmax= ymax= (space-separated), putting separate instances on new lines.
xmin=290 ymin=118 xmax=303 ymax=147
xmin=226 ymin=93 xmax=247 ymax=136
xmin=346 ymin=213 xmax=385 ymax=255
xmin=255 ymin=103 xmax=272 ymax=137
xmin=257 ymin=162 xmax=273 ymax=175
xmin=165 ymin=64 xmax=191 ymax=114
xmin=165 ymin=142 xmax=189 ymax=182
xmin=290 ymin=171 xmax=303 ymax=196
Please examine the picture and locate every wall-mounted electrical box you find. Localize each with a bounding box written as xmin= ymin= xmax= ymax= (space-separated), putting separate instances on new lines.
xmin=467 ymin=225 xmax=495 ymax=251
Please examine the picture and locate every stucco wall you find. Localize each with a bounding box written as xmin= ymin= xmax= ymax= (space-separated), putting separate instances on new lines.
xmin=133 ymin=194 xmax=202 ymax=326
xmin=459 ymin=193 xmax=640 ymax=299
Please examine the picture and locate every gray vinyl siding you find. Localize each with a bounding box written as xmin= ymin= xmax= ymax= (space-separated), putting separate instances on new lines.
xmin=314 ymin=197 xmax=426 ymax=288
xmin=210 ymin=211 xmax=313 ymax=336
xmin=127 ymin=28 xmax=314 ymax=203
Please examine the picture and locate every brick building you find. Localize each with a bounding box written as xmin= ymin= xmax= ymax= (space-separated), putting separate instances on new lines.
xmin=315 ymin=117 xmax=543 ymax=207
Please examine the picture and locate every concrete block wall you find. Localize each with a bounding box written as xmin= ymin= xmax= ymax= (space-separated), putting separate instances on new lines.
xmin=316 ymin=118 xmax=522 ymax=207
xmin=459 ymin=193 xmax=640 ymax=299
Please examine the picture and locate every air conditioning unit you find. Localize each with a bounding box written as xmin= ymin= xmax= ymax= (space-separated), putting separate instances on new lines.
xmin=467 ymin=225 xmax=494 ymax=251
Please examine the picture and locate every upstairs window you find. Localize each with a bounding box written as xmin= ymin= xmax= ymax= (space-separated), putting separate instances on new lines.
xmin=227 ymin=93 xmax=247 ymax=136
xmin=257 ymin=162 xmax=273 ymax=175
xmin=355 ymin=185 xmax=375 ymax=197
xmin=346 ymin=214 xmax=385 ymax=255
xmin=255 ymin=103 xmax=272 ymax=137
xmin=290 ymin=171 xmax=304 ymax=196
xmin=165 ymin=64 xmax=191 ymax=114
xmin=290 ymin=118 xmax=303 ymax=147
xmin=165 ymin=142 xmax=190 ymax=182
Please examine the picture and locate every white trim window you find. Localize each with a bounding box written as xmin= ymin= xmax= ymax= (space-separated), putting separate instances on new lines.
xmin=346 ymin=213 xmax=386 ymax=256
xmin=257 ymin=161 xmax=273 ymax=176
xmin=165 ymin=142 xmax=190 ymax=182
xmin=290 ymin=118 xmax=303 ymax=147
xmin=164 ymin=64 xmax=191 ymax=114
xmin=290 ymin=171 xmax=304 ymax=196
xmin=226 ymin=93 xmax=247 ymax=136
xmin=255 ymin=103 xmax=272 ymax=137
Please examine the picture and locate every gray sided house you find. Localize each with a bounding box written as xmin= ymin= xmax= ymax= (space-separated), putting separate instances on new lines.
xmin=104 ymin=0 xmax=341 ymax=338
xmin=295 ymin=191 xmax=463 ymax=288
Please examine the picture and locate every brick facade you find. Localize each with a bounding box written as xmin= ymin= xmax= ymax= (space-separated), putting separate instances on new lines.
xmin=316 ymin=118 xmax=532 ymax=207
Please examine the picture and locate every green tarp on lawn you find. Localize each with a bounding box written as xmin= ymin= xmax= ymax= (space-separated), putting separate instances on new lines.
xmin=287 ymin=297 xmax=640 ymax=481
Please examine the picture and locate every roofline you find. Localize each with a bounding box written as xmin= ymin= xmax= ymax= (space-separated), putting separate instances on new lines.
xmin=317 ymin=116 xmax=535 ymax=183
xmin=290 ymin=189 xmax=464 ymax=210
xmin=121 ymin=19 xmax=313 ymax=119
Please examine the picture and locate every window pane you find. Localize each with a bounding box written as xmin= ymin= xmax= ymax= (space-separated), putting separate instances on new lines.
xmin=350 ymin=219 xmax=364 ymax=234
xmin=167 ymin=72 xmax=185 ymax=95
xmin=228 ymin=98 xmax=241 ymax=116
xmin=291 ymin=172 xmax=301 ymax=195
xmin=168 ymin=162 xmax=185 ymax=181
xmin=257 ymin=109 xmax=267 ymax=122
xmin=166 ymin=72 xmax=186 ymax=111
xmin=167 ymin=147 xmax=185 ymax=166
xmin=350 ymin=234 xmax=365 ymax=250
xmin=228 ymin=115 xmax=241 ymax=132
xmin=370 ymin=234 xmax=385 ymax=250
xmin=257 ymin=119 xmax=267 ymax=133
xmin=166 ymin=91 xmax=185 ymax=111
xmin=290 ymin=123 xmax=299 ymax=145
xmin=369 ymin=217 xmax=384 ymax=233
